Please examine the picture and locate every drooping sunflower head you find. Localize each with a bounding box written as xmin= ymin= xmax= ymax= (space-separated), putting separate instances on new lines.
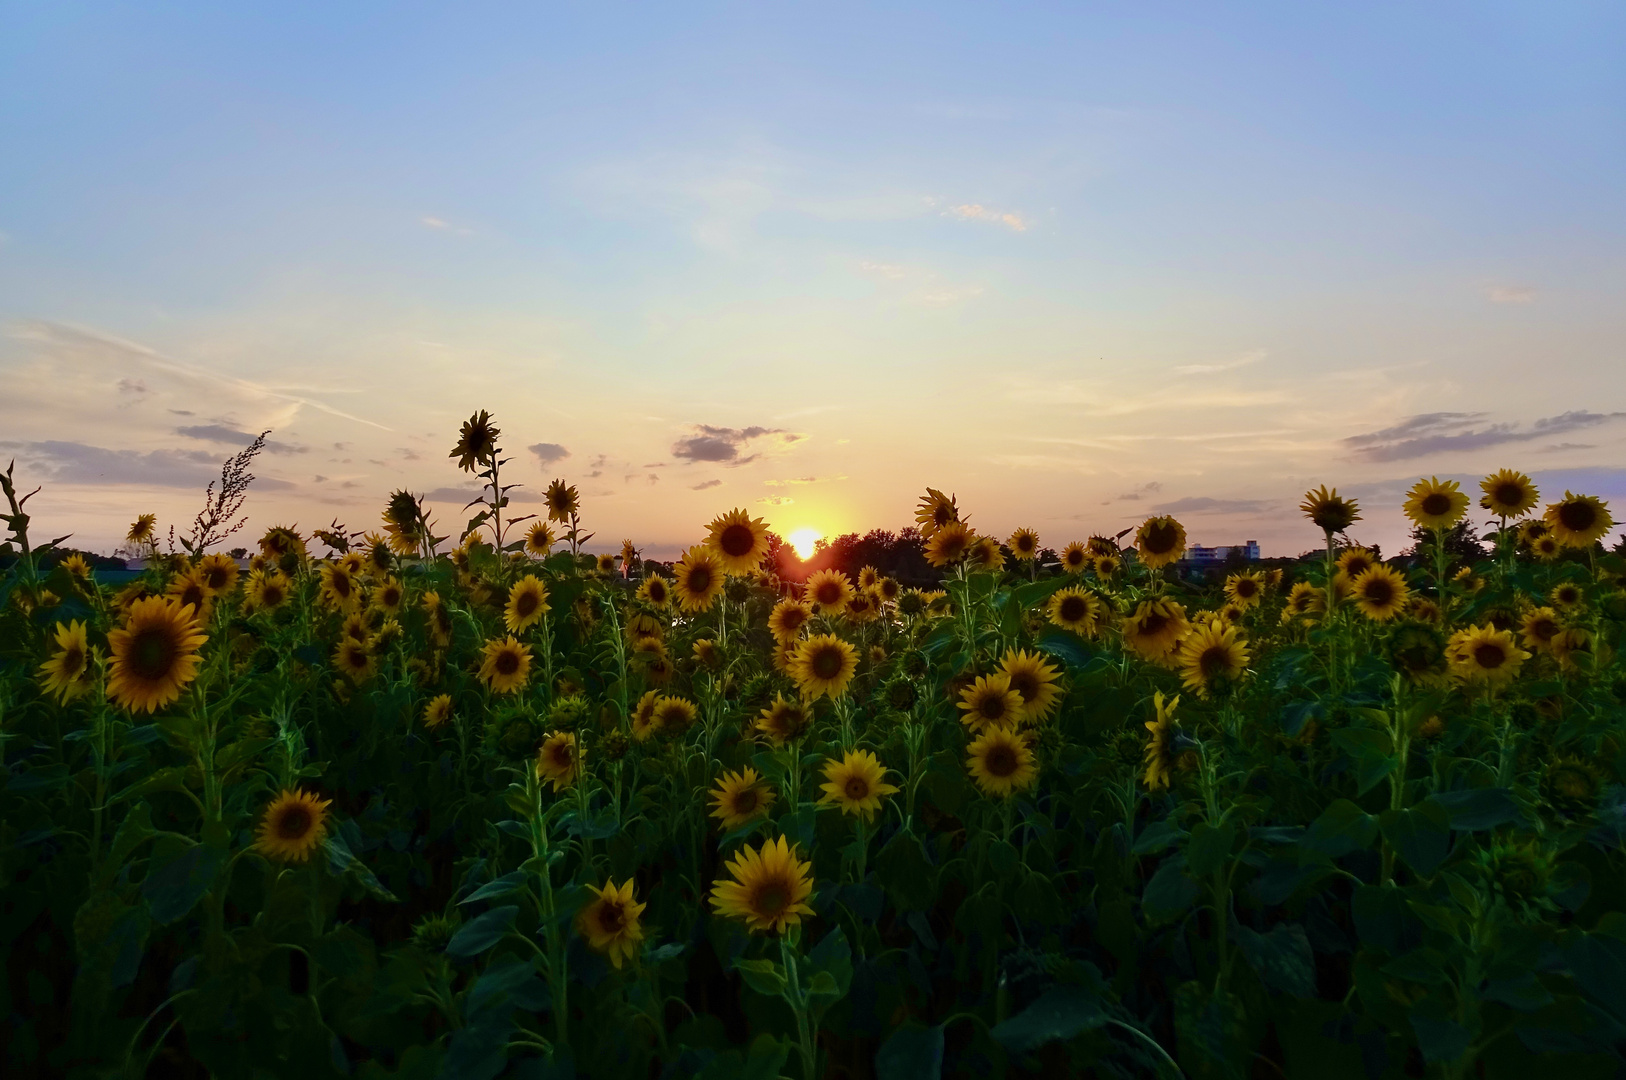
xmin=381 ymin=490 xmax=427 ymax=555
xmin=106 ymin=596 xmax=208 ymax=713
xmin=966 ymin=725 xmax=1038 ymax=799
xmin=693 ymin=638 xmax=721 ymax=669
xmin=362 ymin=532 xmax=393 ymax=576
xmin=1544 ymin=492 xmax=1613 ymax=549
xmin=38 ymin=620 xmax=94 ymax=704
xmin=1283 ymin=582 xmax=1326 ymax=623
xmin=914 ymin=487 xmax=959 ymax=537
xmin=1008 ymin=528 xmax=1040 ymax=560
xmin=317 ymin=562 xmax=360 ymax=613
xmin=631 ymin=690 xmax=662 ymax=740
xmin=1550 ymin=626 xmax=1595 ymax=672
xmin=1351 ymin=565 xmax=1410 ymax=622
xmin=709 ymin=835 xmax=816 ymax=935
xmin=1542 ymin=756 xmax=1603 ymax=819
xmin=652 ymin=694 xmax=698 ymax=734
xmin=1480 ymin=469 xmax=1539 ymax=518
xmin=1047 ymin=587 xmax=1103 ymax=637
xmin=1177 ymin=623 xmax=1250 ymax=699
xmin=958 ymin=672 xmax=1025 ymax=733
xmin=755 ymin=695 xmax=812 ymax=746
xmin=1447 ymin=623 xmax=1530 ymax=685
xmin=620 ymin=538 xmax=638 ymax=570
xmin=422 ymin=694 xmax=453 ymax=730
xmin=673 ymin=546 xmax=725 ymax=613
xmin=576 ymin=879 xmax=646 ymax=969
xmin=1141 ymin=691 xmax=1180 ymax=790
xmin=804 ymin=570 xmax=853 ymax=612
xmin=710 ymin=767 xmax=778 ymax=830
xmin=790 ymin=634 xmax=858 ymax=701
xmin=1134 ymin=516 xmax=1186 ymax=570
xmin=1299 ymin=485 xmax=1361 ymax=534
xmin=545 ymin=479 xmax=580 ymax=524
xmin=842 ymin=591 xmax=880 ymax=624
xmin=1061 ymin=542 xmax=1090 ymax=574
xmin=1387 ymin=622 xmax=1449 ymax=685
xmin=1403 ymin=477 xmax=1470 ymax=531
xmin=165 ymin=568 xmax=213 ymax=623
xmin=1121 ymin=598 xmax=1190 ymax=665
xmin=504 ymin=575 xmax=551 ymax=634
xmin=924 ymin=522 xmax=975 ymax=568
xmin=243 ymin=568 xmax=290 ymax=613
xmin=479 ymin=636 xmax=533 ymax=695
xmin=535 ymin=731 xmax=583 ymax=792
xmin=127 ymin=513 xmax=158 ymax=545
xmin=259 ymin=525 xmax=307 ymax=562
xmin=637 ymin=572 xmax=672 ymax=609
xmin=966 ymin=536 xmax=1006 ymax=573
xmin=998 ymin=648 xmax=1063 ymax=724
xmin=1223 ymin=571 xmax=1265 ymax=610
xmin=819 ymin=749 xmax=899 ymax=819
xmin=450 ymin=409 xmax=500 ymax=472
xmin=255 ymin=788 xmax=332 ymax=863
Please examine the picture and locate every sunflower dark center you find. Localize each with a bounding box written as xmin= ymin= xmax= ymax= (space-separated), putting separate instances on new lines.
xmin=1235 ymin=579 xmax=1258 ymax=598
xmin=735 ymin=789 xmax=758 ymax=813
xmin=1143 ymin=522 xmax=1179 ymax=554
xmin=276 ymin=806 xmax=312 ymax=840
xmin=382 ymin=587 xmax=401 ymax=607
xmin=811 ymin=648 xmax=844 ymax=680
xmin=687 ymin=567 xmax=713 ymax=594
xmin=719 ymin=524 xmax=755 ymax=557
xmin=649 ymin=581 xmax=666 ymax=600
xmin=264 ymin=584 xmax=285 ymax=605
xmin=1531 ymin=618 xmax=1558 ymax=641
xmin=1059 ymin=596 xmax=1087 ymax=622
xmin=496 ymin=651 xmax=520 ymax=675
xmin=205 ymin=567 xmax=229 ymax=589
xmin=979 ymin=693 xmax=1008 ymax=720
xmin=180 ymin=585 xmax=204 ymax=609
xmin=984 ymin=745 xmax=1018 ymax=777
xmin=1473 ymin=643 xmax=1506 ymax=669
xmin=1017 ymin=535 xmax=1034 ymax=552
xmin=756 ymin=884 xmax=788 ymax=916
xmin=130 ymin=627 xmax=178 ymax=681
xmin=1199 ymin=647 xmax=1232 ymax=679
xmin=1421 ymin=493 xmax=1452 ymax=517
xmin=844 ymin=777 xmax=869 ymax=801
xmin=1140 ymin=613 xmax=1168 ymax=636
xmin=515 ymin=591 xmax=538 ymax=617
xmin=1362 ymin=578 xmax=1394 ymax=605
xmin=934 ymin=505 xmax=953 ymax=527
xmin=63 ymin=646 xmax=85 ymax=673
xmin=1556 ymin=772 xmax=1590 ymax=798
xmin=1066 ymin=550 xmax=1085 ymax=567
xmin=1007 ymin=672 xmax=1037 ymax=703
xmin=1559 ymin=501 xmax=1596 ymax=532
xmin=597 ymin=901 xmax=624 ymax=933
xmin=333 ymin=574 xmax=351 ymax=598
xmin=815 ymin=584 xmax=840 ymax=605
xmin=1494 ymin=483 xmax=1523 ymax=505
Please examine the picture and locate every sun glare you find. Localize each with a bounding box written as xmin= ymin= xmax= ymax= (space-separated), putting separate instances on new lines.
xmin=788 ymin=528 xmax=823 ymax=560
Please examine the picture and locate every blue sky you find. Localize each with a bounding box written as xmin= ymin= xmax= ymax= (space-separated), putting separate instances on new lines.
xmin=2 ymin=2 xmax=1623 ymax=556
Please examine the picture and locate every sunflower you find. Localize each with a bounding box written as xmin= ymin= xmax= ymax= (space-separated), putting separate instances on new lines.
xmin=966 ymin=726 xmax=1038 ymax=799
xmin=381 ymin=491 xmax=427 ymax=556
xmin=38 ymin=620 xmax=94 ymax=704
xmin=195 ymin=552 xmax=240 ymax=596
xmin=595 ymin=554 xmax=617 ymax=574
xmin=243 ymin=569 xmax=291 ymax=613
xmin=755 ymin=601 xmax=808 ymax=649
xmin=641 ymin=645 xmax=675 ymax=687
xmin=1403 ymin=477 xmax=1469 ymax=530
xmin=1549 ymin=582 xmax=1585 ymax=610
xmin=790 ymin=634 xmax=858 ymax=700
xmin=337 ymin=551 xmax=367 ymax=578
xmin=652 ymin=695 xmax=698 ymax=734
xmin=362 ymin=532 xmax=393 ymax=575
xmin=1060 ymin=542 xmax=1090 ymax=574
xmin=1007 ymin=527 xmax=1040 ymax=561
xmin=1177 ymin=623 xmax=1250 ymax=699
xmin=1447 ymin=624 xmax=1529 ymax=686
xmin=804 ymin=570 xmax=853 ymax=611
xmin=535 ymin=731 xmax=583 ymax=792
xmin=1135 ymin=516 xmax=1186 ymax=569
xmin=710 ymin=767 xmax=778 ymax=830
xmin=371 ymin=576 xmax=405 ymax=617
xmin=421 ymin=590 xmax=453 ymax=648
xmin=58 ymin=553 xmax=92 ymax=580
xmin=1530 ymin=534 xmax=1563 ymax=562
xmin=842 ymin=591 xmax=881 ymax=625
xmin=1047 ymin=587 xmax=1103 ymax=637
xmin=1141 ymin=691 xmax=1180 ymax=790
xmin=998 ymin=648 xmax=1063 ymax=723
xmin=106 ymin=597 xmax=207 ymax=713
xmin=914 ymin=488 xmax=960 ymax=537
xmin=1350 ymin=565 xmax=1410 ymax=622
xmin=819 ymin=750 xmax=899 ymax=819
xmin=620 ymin=691 xmax=657 ymax=741
xmin=521 ymin=520 xmax=556 ymax=558
xmin=503 ymin=575 xmax=551 ymax=634
xmin=672 ymin=546 xmax=725 ymax=613
xmin=693 ymin=638 xmax=721 ymax=669
xmin=1299 ymin=486 xmax=1361 ymax=534
xmin=1551 ymin=627 xmax=1595 ymax=671
xmin=857 ymin=566 xmax=880 ymax=591
xmin=1479 ymin=469 xmax=1538 ymax=518
xmin=709 ymin=836 xmax=816 ymax=935
xmin=254 ymin=788 xmax=332 ymax=863
xmin=1335 ymin=548 xmax=1378 ymax=579
xmin=1223 ymin=571 xmax=1265 ymax=610
xmin=924 ymin=522 xmax=974 ymax=568
xmin=875 ymin=576 xmax=902 ymax=604
xmin=1544 ymin=492 xmax=1613 ymax=549
xmin=576 ymin=879 xmax=646 ymax=969
xmin=545 ymin=479 xmax=580 ymax=524
xmin=317 ymin=563 xmax=361 ymax=613
xmin=755 ymin=695 xmax=812 ymax=746
xmin=260 ymin=526 xmax=307 ymax=562
xmin=696 ymin=507 xmax=767 ymax=576
xmin=450 ymin=409 xmax=500 ymax=472
xmin=637 ymin=573 xmax=672 ymax=610
xmin=165 ymin=568 xmax=213 ymax=623
xmin=1389 ymin=623 xmax=1449 ymax=686
xmin=1092 ymin=552 xmax=1123 ymax=577
xmin=1282 ymin=582 xmax=1325 ymax=623
xmin=955 ymin=671 xmax=1024 ymax=733
xmin=422 ymin=694 xmax=453 ymax=730
xmin=1408 ymin=597 xmax=1442 ymax=625
xmin=127 ymin=514 xmax=158 ymax=546
xmin=333 ymin=636 xmax=376 ymax=684
xmin=1519 ymin=607 xmax=1563 ymax=653
xmin=480 ymin=636 xmax=533 ymax=694
xmin=1121 ymin=598 xmax=1190 ymax=665
xmin=966 ymin=537 xmax=1005 ymax=572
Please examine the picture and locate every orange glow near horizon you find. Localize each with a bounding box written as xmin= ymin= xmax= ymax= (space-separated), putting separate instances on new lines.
xmin=787 ymin=528 xmax=823 ymax=560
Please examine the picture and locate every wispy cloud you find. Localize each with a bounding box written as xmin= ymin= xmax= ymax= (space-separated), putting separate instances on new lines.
xmin=528 ymin=441 xmax=570 ymax=465
xmin=671 ymin=424 xmax=808 ymax=466
xmin=1153 ymin=496 xmax=1273 ymax=514
xmin=1488 ymin=284 xmax=1537 ymax=305
xmin=4 ymin=440 xmax=295 ymax=490
xmin=764 ymin=475 xmax=847 ymax=487
xmin=176 ymin=424 xmax=307 ymax=455
xmin=691 ymin=479 xmax=722 ymax=490
xmin=1345 ymin=410 xmax=1626 ymax=463
xmin=1173 ymin=350 xmax=1266 ymax=376
xmin=420 ymin=215 xmax=472 ymax=235
xmin=941 ymin=202 xmax=1027 ymax=232
xmin=759 ymin=495 xmax=795 ymax=506
xmin=423 ymin=484 xmax=542 ymax=505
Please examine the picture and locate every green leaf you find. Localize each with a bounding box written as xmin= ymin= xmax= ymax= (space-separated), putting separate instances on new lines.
xmin=990 ymin=983 xmax=1109 ymax=1054
xmin=1378 ymin=801 xmax=1451 ymax=878
xmin=1431 ymin=787 xmax=1523 ymax=831
xmin=1300 ymin=799 xmax=1378 ymax=861
xmin=459 ymin=870 xmax=528 ymax=905
xmin=874 ymin=831 xmax=935 ymax=912
xmin=1033 ymin=628 xmax=1098 ymax=671
xmin=1141 ymin=859 xmax=1200 ymax=925
xmin=1409 ymin=1003 xmax=1472 ymax=1064
xmin=734 ymin=958 xmax=788 ymax=998
xmin=325 ymin=831 xmax=399 ymax=901
xmin=1131 ymin=817 xmax=1187 ymax=855
xmin=1235 ymin=923 xmax=1316 ymax=998
xmin=807 ymin=925 xmax=853 ymax=1001
xmin=142 ymin=842 xmax=225 ymax=925
xmin=875 ymin=1023 xmax=944 ymax=1080
xmin=445 ymin=906 xmax=519 ymax=960
xmin=986 ymin=838 xmax=1019 ymax=878
xmin=1187 ymin=821 xmax=1234 ymax=878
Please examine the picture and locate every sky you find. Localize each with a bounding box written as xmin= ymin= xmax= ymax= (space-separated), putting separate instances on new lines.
xmin=2 ymin=1 xmax=1624 ymax=560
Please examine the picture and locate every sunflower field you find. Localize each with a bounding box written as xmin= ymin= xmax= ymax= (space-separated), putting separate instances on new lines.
xmin=4 ymin=417 xmax=1626 ymax=1080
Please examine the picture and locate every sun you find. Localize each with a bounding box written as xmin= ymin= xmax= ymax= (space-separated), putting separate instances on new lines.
xmin=788 ymin=528 xmax=822 ymax=560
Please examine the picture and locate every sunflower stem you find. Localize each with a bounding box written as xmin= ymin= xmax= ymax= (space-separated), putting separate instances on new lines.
xmin=780 ymin=936 xmax=819 ymax=1080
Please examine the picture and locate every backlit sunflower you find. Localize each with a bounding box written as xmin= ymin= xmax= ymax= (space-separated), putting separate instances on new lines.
xmin=914 ymin=488 xmax=960 ymax=537
xmin=710 ymin=767 xmax=778 ymax=830
xmin=857 ymin=565 xmax=880 ymax=591
xmin=1121 ymin=598 xmax=1190 ymax=666
xmin=790 ymin=634 xmax=858 ymax=700
xmin=1007 ymin=528 xmax=1040 ymax=561
xmin=1350 ymin=565 xmax=1410 ymax=622
xmin=1177 ymin=623 xmax=1250 ymax=699
xmin=243 ymin=569 xmax=291 ymax=613
xmin=875 ymin=576 xmax=902 ymax=604
xmin=1092 ymin=552 xmax=1123 ymax=577
xmin=59 ymin=553 xmax=92 ymax=580
xmin=1335 ymin=548 xmax=1378 ymax=579
xmin=1060 ymin=542 xmax=1090 ymax=574
xmin=1480 ymin=469 xmax=1539 ymax=518
xmin=702 ymin=508 xmax=770 ymax=576
xmin=450 ymin=409 xmax=500 ymax=472
xmin=479 ymin=636 xmax=533 ymax=694
xmin=318 ymin=563 xmax=361 ymax=613
xmin=709 ymin=835 xmax=816 ymax=935
xmin=1282 ymin=583 xmax=1326 ymax=624
xmin=819 ymin=750 xmax=898 ymax=819
xmin=255 ymin=788 xmax=332 ymax=863
xmin=619 ymin=538 xmax=638 ymax=573
xmin=576 ymin=879 xmax=646 ymax=969
xmin=166 ymin=568 xmax=213 ymax=623
xmin=127 ymin=514 xmax=158 ymax=546
xmin=260 ymin=525 xmax=307 ymax=562
xmin=966 ymin=536 xmax=1005 ymax=572
xmin=333 ymin=636 xmax=376 ymax=684
xmin=1403 ymin=477 xmax=1469 ymax=530
xmin=1299 ymin=486 xmax=1361 ymax=534
xmin=38 ymin=620 xmax=94 ymax=704
xmin=755 ymin=695 xmax=812 ymax=746
xmin=631 ymin=690 xmax=662 ymax=740
xmin=595 ymin=553 xmax=617 ymax=574
xmin=106 ymin=597 xmax=207 ymax=713
xmin=1047 ymin=587 xmax=1103 ymax=636
xmin=641 ymin=646 xmax=674 ymax=687
xmin=422 ymin=694 xmax=453 ymax=730
xmin=338 ymin=550 xmax=367 ymax=577
xmin=382 ymin=491 xmax=427 ymax=556
xmin=362 ymin=532 xmax=392 ymax=576
xmin=762 ymin=599 xmax=811 ymax=646
xmin=1543 ymin=492 xmax=1613 ymax=549
xmin=1141 ymin=692 xmax=1180 ymax=790
xmin=842 ymin=592 xmax=880 ymax=624
xmin=998 ymin=648 xmax=1063 ymax=723
xmin=535 ymin=731 xmax=582 ymax=792
xmin=1519 ymin=607 xmax=1563 ymax=654
xmin=958 ymin=672 xmax=1025 ymax=733
xmin=372 ymin=576 xmax=405 ymax=617
xmin=637 ymin=572 xmax=672 ymax=609
xmin=545 ymin=479 xmax=580 ymax=524
xmin=504 ymin=575 xmax=551 ymax=634
xmin=672 ymin=546 xmax=725 ymax=613
xmin=1134 ymin=516 xmax=1186 ymax=570
xmin=525 ymin=521 xmax=557 ymax=557
xmin=804 ymin=570 xmax=853 ymax=611
xmin=195 ymin=552 xmax=240 ymax=596
xmin=1447 ymin=624 xmax=1529 ymax=686
xmin=966 ymin=726 xmax=1038 ymax=799
xmin=924 ymin=522 xmax=974 ymax=568
xmin=652 ymin=695 xmax=698 ymax=734
xmin=1223 ymin=571 xmax=1265 ymax=610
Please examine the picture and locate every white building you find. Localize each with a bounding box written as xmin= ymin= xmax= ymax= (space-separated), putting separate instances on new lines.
xmin=1185 ymin=540 xmax=1260 ymax=566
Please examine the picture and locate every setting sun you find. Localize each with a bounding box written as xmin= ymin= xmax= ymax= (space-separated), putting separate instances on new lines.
xmin=787 ymin=528 xmax=823 ymax=560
